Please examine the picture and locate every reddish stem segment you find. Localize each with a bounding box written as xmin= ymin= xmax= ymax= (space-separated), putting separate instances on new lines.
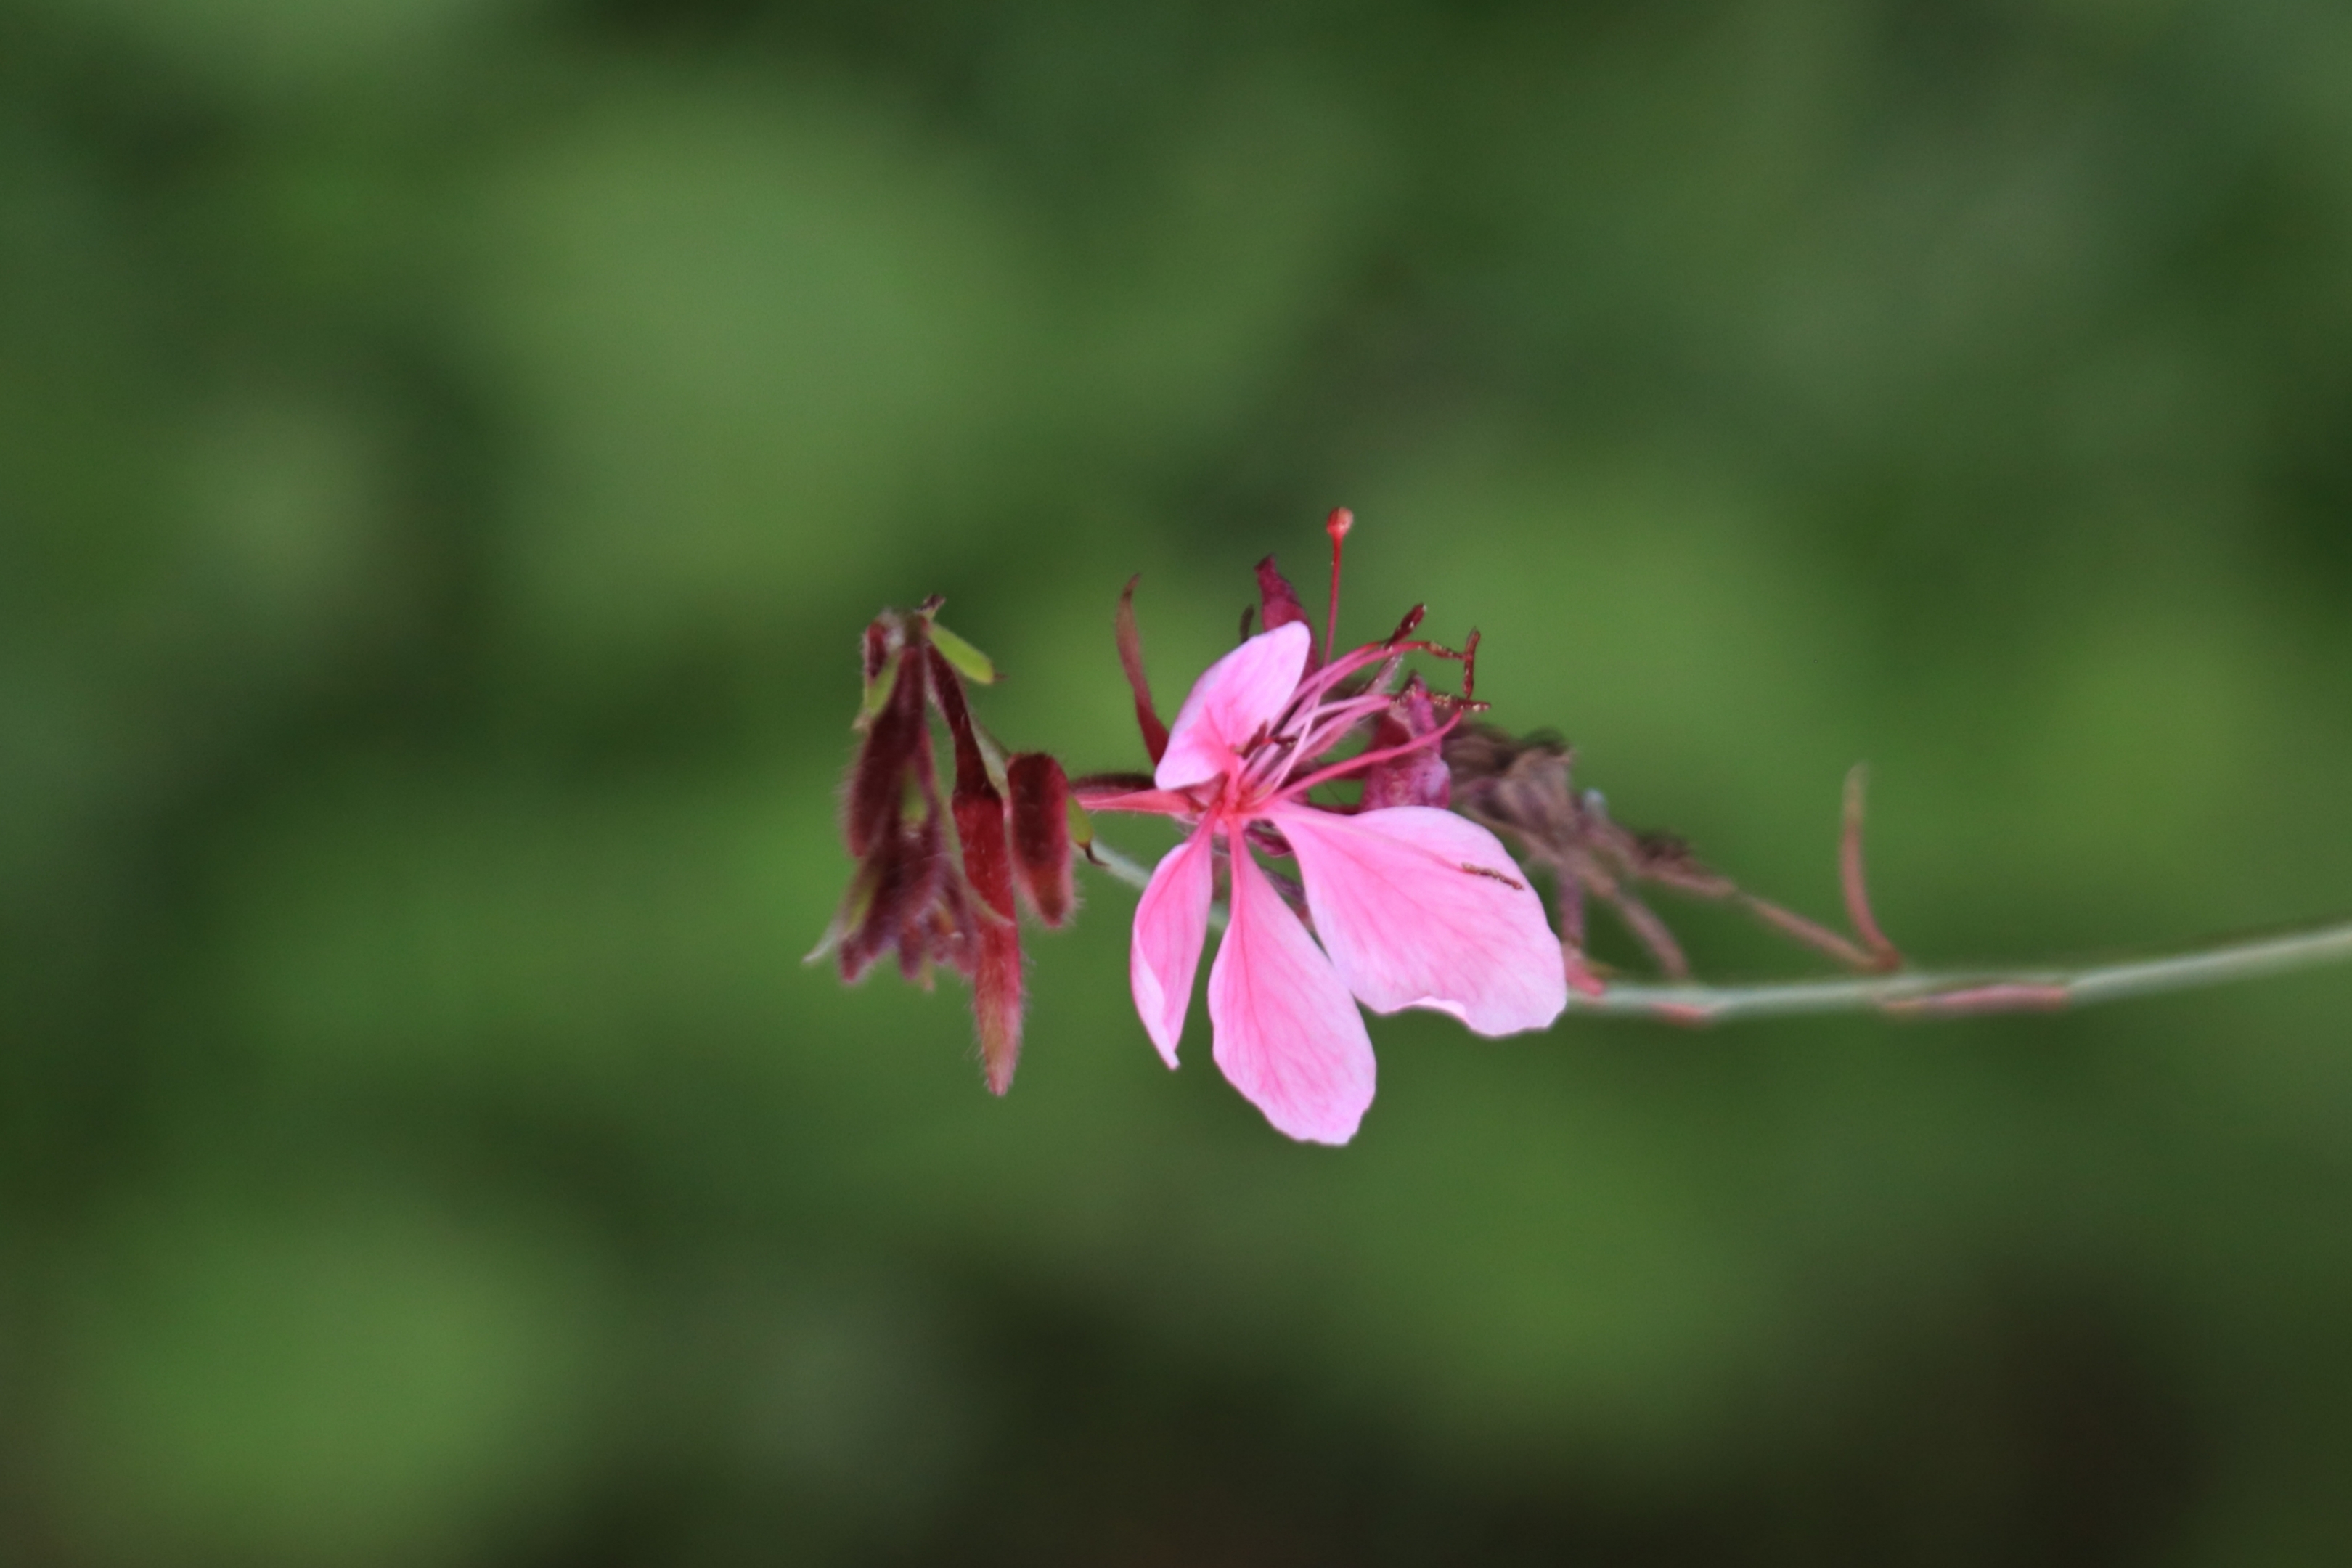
xmin=1841 ymin=765 xmax=1901 ymax=968
xmin=1116 ymin=576 xmax=1170 ymax=765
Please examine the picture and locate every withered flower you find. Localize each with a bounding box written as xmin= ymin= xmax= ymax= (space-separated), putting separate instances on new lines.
xmin=1445 ymin=725 xmax=1900 ymax=995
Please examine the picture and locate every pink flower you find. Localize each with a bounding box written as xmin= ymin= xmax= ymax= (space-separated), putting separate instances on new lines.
xmin=1087 ymin=619 xmax=1567 ymax=1143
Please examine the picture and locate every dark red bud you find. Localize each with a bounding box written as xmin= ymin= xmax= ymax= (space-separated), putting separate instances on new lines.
xmin=926 ymin=873 xmax=979 ymax=980
xmin=841 ymin=805 xmax=946 ymax=983
xmin=931 ymin=645 xmax=1027 ymax=1089
xmin=952 ymin=788 xmax=1016 ymax=923
xmin=845 ymin=618 xmax=929 ymax=859
xmin=828 ymin=597 xmax=1076 ymax=1100
xmin=973 ymin=918 xmax=1023 ymax=1095
xmin=953 ymin=784 xmax=1022 ymax=1093
xmin=1253 ymin=555 xmax=1323 ymax=670
xmin=1007 ymin=753 xmax=1074 ymax=926
xmin=929 ymin=648 xmax=1017 ymax=922
xmin=894 ymin=811 xmax=952 ymax=981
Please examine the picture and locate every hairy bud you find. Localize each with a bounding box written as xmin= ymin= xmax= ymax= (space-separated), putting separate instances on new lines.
xmin=929 ymin=645 xmax=1024 ymax=1095
xmin=817 ymin=603 xmax=1084 ymax=1098
xmin=1007 ymin=753 xmax=1076 ymax=926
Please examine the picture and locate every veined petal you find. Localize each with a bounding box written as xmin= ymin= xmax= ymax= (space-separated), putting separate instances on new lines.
xmin=1130 ymin=825 xmax=1214 ymax=1066
xmin=1156 ymin=623 xmax=1312 ymax=791
xmin=1272 ymin=804 xmax=1567 ymax=1037
xmin=1075 ymin=786 xmax=1200 ymax=817
xmin=1208 ymin=841 xmax=1376 ymax=1145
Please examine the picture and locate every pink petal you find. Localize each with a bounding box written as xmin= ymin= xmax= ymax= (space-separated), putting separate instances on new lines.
xmin=1073 ymin=785 xmax=1200 ymax=817
xmin=1155 ymin=623 xmax=1312 ymax=791
xmin=1207 ymin=838 xmax=1376 ymax=1145
xmin=1270 ymin=804 xmax=1567 ymax=1037
xmin=1130 ymin=825 xmax=1214 ymax=1066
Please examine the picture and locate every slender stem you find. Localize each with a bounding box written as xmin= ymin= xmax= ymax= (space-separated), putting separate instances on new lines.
xmin=1087 ymin=836 xmax=1227 ymax=929
xmin=1084 ymin=836 xmax=1161 ymax=896
xmin=1079 ymin=832 xmax=2352 ymax=1024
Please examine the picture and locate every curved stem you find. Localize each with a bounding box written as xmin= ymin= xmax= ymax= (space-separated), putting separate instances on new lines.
xmin=1079 ymin=832 xmax=2352 ymax=1024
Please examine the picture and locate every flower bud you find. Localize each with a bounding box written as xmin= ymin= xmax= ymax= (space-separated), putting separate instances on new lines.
xmin=1253 ymin=555 xmax=1323 ymax=669
xmin=930 ymin=645 xmax=1025 ymax=1095
xmin=820 ymin=600 xmax=1084 ymax=1099
xmin=1007 ymin=753 xmax=1075 ymax=926
xmin=844 ymin=618 xmax=928 ymax=860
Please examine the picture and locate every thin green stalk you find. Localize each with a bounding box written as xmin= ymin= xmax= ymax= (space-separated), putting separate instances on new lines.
xmin=1080 ymin=834 xmax=2352 ymax=1024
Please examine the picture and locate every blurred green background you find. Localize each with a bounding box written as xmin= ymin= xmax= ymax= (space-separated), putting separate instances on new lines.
xmin=7 ymin=0 xmax=2352 ymax=1561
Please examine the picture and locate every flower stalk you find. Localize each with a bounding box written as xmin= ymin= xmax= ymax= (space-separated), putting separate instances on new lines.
xmin=1073 ymin=830 xmax=2352 ymax=1024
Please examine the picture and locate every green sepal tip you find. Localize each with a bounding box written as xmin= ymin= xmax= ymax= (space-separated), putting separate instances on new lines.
xmin=928 ymin=622 xmax=997 ymax=685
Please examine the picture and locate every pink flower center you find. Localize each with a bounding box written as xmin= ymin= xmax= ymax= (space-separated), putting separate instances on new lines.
xmin=1202 ymin=642 xmax=1461 ymax=830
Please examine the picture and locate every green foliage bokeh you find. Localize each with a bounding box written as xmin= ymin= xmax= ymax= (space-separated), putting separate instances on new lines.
xmin=7 ymin=0 xmax=2352 ymax=1561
